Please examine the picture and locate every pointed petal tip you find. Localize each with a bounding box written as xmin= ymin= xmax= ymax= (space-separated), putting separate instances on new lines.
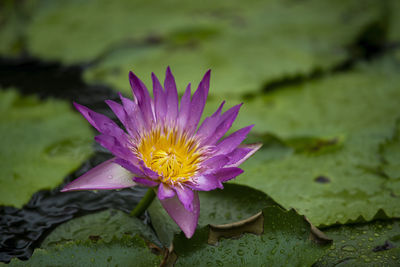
xmin=60 ymin=158 xmax=137 ymax=192
xmin=165 ymin=66 xmax=176 ymax=82
xmin=201 ymin=69 xmax=211 ymax=82
xmin=73 ymin=102 xmax=85 ymax=111
xmin=252 ymin=142 xmax=263 ymax=150
xmin=159 ymin=193 xmax=200 ymax=239
xmin=184 ymin=228 xmax=195 ymax=238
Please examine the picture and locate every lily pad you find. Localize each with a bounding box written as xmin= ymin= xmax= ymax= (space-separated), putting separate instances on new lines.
xmin=315 ymin=219 xmax=400 ymax=266
xmin=0 ymin=1 xmax=35 ymax=57
xmin=8 ymin=209 xmax=162 ymax=266
xmin=380 ymin=120 xmax=400 ymax=180
xmin=8 ymin=236 xmax=161 ymax=267
xmin=203 ymin=56 xmax=400 ymax=136
xmin=24 ymin=0 xmax=225 ymax=64
xmin=41 ymin=209 xmax=160 ymax=248
xmin=83 ymin=0 xmax=383 ymax=95
xmin=388 ymin=0 xmax=400 ymax=43
xmin=0 ymin=89 xmax=93 ymax=208
xmin=148 ymin=183 xmax=277 ymax=246
xmin=171 ymin=206 xmax=328 ymax=266
xmin=212 ymin=56 xmax=400 ymax=226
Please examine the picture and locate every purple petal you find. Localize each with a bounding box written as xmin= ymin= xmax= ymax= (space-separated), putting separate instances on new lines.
xmin=74 ymin=102 xmax=127 ymax=140
xmin=73 ymin=102 xmax=99 ymax=131
xmin=157 ymin=183 xmax=175 ymax=200
xmin=104 ymin=100 xmax=126 ymax=125
xmin=202 ymin=155 xmax=229 ymax=170
xmin=196 ymin=101 xmax=225 ymax=141
xmin=105 ymin=99 xmax=136 ymax=137
xmin=188 ymin=174 xmax=223 ymax=191
xmin=138 ymin=161 xmax=160 ymax=180
xmin=177 ymin=83 xmax=191 ymax=129
xmin=152 ymin=72 xmax=167 ymax=123
xmin=61 ymin=158 xmax=136 ymax=192
xmin=186 ymin=70 xmax=211 ymax=133
xmin=159 ymin=192 xmax=200 ymax=238
xmin=215 ymin=125 xmax=254 ymax=155
xmin=164 ymin=67 xmax=179 ymax=122
xmin=119 ymin=93 xmax=145 ymax=133
xmin=133 ymin=177 xmax=159 ymax=187
xmin=129 ymin=71 xmax=151 ymax=104
xmin=203 ymin=103 xmax=242 ymax=145
xmin=94 ymin=134 xmax=135 ymax=161
xmin=226 ymin=143 xmax=262 ymax=167
xmin=214 ymin=167 xmax=244 ymax=183
xmin=175 ymin=186 xmax=194 ymax=212
xmin=129 ymin=72 xmax=154 ymax=127
xmin=113 ymin=158 xmax=144 ymax=176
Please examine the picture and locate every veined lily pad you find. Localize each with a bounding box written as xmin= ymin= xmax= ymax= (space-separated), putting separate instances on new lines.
xmin=148 ymin=183 xmax=278 ymax=247
xmin=171 ymin=206 xmax=328 ymax=266
xmin=0 ymin=89 xmax=93 ymax=208
xmin=40 ymin=209 xmax=160 ymax=248
xmin=8 ymin=237 xmax=161 ymax=267
xmin=212 ymin=56 xmax=400 ymax=226
xmin=315 ymin=218 xmax=400 ymax=266
xmin=8 ymin=209 xmax=162 ymax=266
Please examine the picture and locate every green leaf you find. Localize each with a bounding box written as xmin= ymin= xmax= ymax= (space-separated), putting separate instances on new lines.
xmin=204 ymin=57 xmax=400 ymax=136
xmin=224 ymin=57 xmax=400 ymax=226
xmin=315 ymin=219 xmax=400 ymax=266
xmin=9 ymin=210 xmax=162 ymax=266
xmin=0 ymin=89 xmax=93 ymax=207
xmin=388 ymin=0 xmax=400 ymax=43
xmin=9 ymin=237 xmax=161 ymax=267
xmin=171 ymin=206 xmax=328 ymax=266
xmin=0 ymin=0 xmax=34 ymax=57
xmin=23 ymin=0 xmax=229 ymax=64
xmin=41 ymin=209 xmax=160 ymax=248
xmin=21 ymin=0 xmax=380 ymax=94
xmin=148 ymin=183 xmax=277 ymax=247
xmin=380 ymin=120 xmax=400 ymax=180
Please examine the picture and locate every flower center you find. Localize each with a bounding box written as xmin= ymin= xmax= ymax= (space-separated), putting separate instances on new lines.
xmin=136 ymin=128 xmax=203 ymax=184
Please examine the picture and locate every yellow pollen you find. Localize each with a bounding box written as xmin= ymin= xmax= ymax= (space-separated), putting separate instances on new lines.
xmin=135 ymin=128 xmax=202 ymax=184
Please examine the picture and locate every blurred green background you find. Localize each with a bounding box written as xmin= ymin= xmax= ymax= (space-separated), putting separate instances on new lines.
xmin=1 ymin=0 xmax=400 ymax=265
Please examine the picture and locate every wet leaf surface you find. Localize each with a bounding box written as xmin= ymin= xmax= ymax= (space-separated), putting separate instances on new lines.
xmin=148 ymin=184 xmax=277 ymax=247
xmin=315 ymin=219 xmax=400 ymax=266
xmin=171 ymin=206 xmax=328 ymax=266
xmin=40 ymin=209 xmax=160 ymax=248
xmin=224 ymin=57 xmax=400 ymax=226
xmin=7 ymin=209 xmax=162 ymax=266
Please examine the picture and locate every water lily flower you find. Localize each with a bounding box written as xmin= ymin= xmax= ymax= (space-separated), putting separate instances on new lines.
xmin=62 ymin=67 xmax=261 ymax=238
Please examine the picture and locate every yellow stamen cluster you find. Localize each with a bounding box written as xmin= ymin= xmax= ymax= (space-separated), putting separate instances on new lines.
xmin=135 ymin=127 xmax=203 ymax=185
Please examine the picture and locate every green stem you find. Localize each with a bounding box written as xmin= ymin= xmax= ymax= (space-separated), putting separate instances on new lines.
xmin=130 ymin=188 xmax=156 ymax=217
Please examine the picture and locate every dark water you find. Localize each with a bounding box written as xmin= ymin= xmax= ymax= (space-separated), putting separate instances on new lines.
xmin=0 ymin=58 xmax=147 ymax=263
